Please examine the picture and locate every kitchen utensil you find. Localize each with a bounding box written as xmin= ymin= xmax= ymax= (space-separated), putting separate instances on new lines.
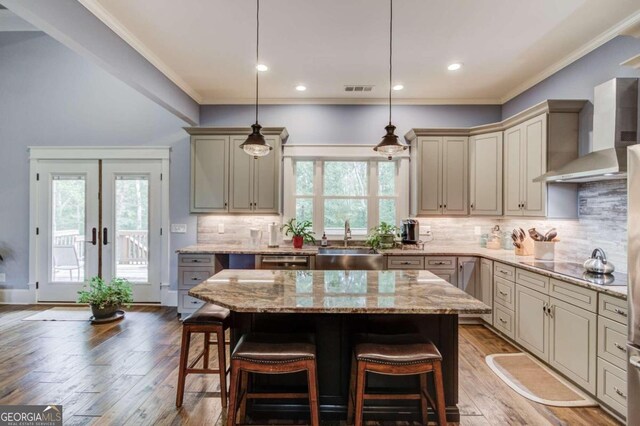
xmin=583 ymin=248 xmax=615 ymax=274
xmin=544 ymin=228 xmax=557 ymax=241
xmin=519 ymin=228 xmax=526 ymax=241
xmin=528 ymin=228 xmax=544 ymax=242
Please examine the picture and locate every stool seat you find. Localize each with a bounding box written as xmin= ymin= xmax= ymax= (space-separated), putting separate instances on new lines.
xmin=232 ymin=332 xmax=316 ymax=363
xmin=183 ymin=303 xmax=230 ymax=325
xmin=354 ymin=334 xmax=441 ymax=365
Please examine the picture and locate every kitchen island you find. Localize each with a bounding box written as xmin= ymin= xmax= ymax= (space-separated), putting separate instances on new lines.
xmin=189 ymin=269 xmax=490 ymax=422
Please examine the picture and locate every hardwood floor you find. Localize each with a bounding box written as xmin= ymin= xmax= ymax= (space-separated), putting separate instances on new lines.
xmin=0 ymin=305 xmax=621 ymax=425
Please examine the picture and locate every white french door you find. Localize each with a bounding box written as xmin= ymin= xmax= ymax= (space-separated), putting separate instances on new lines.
xmin=34 ymin=155 xmax=166 ymax=303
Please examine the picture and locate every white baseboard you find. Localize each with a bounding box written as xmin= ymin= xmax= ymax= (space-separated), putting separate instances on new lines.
xmin=0 ymin=288 xmax=36 ymax=304
xmin=161 ymin=288 xmax=177 ymax=307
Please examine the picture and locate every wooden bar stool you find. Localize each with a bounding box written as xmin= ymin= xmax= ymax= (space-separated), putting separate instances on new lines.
xmin=176 ymin=304 xmax=231 ymax=408
xmin=226 ymin=332 xmax=320 ymax=426
xmin=347 ymin=334 xmax=447 ymax=426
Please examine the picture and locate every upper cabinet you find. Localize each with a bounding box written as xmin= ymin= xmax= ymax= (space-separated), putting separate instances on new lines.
xmin=414 ymin=136 xmax=468 ymax=216
xmin=407 ymin=99 xmax=586 ymax=219
xmin=469 ymin=131 xmax=503 ymax=216
xmin=186 ymin=127 xmax=288 ymax=214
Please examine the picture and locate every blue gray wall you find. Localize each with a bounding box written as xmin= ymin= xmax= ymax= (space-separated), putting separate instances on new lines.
xmin=200 ymin=104 xmax=501 ymax=143
xmin=0 ymin=32 xmax=195 ymax=290
xmin=503 ymin=36 xmax=640 ymax=118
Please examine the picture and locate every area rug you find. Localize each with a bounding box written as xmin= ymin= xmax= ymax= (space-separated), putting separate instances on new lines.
xmin=485 ymin=353 xmax=597 ymax=407
xmin=23 ymin=307 xmax=92 ymax=321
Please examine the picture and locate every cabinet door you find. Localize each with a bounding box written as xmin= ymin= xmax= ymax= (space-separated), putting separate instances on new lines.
xmin=480 ymin=259 xmax=493 ymax=324
xmin=522 ymin=114 xmax=547 ymax=217
xmin=191 ymin=136 xmax=229 ymax=212
xmin=442 ymin=137 xmax=468 ymax=215
xmin=229 ymin=136 xmax=254 ymax=212
xmin=515 ymin=284 xmax=550 ymax=361
xmin=253 ymin=136 xmax=281 ymax=213
xmin=549 ymin=298 xmax=597 ymax=394
xmin=418 ymin=137 xmax=442 ymax=215
xmin=457 ymin=257 xmax=478 ymax=298
xmin=427 ymin=268 xmax=457 ymax=286
xmin=469 ymin=132 xmax=503 ymax=216
xmin=504 ymin=125 xmax=523 ymax=216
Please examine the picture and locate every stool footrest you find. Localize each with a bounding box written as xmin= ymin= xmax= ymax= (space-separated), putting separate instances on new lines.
xmin=246 ymin=392 xmax=309 ymax=400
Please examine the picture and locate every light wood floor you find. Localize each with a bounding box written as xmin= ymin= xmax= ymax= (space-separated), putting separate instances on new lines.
xmin=0 ymin=305 xmax=621 ymax=425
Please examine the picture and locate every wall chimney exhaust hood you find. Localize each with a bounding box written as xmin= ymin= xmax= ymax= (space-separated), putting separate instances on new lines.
xmin=534 ymin=78 xmax=638 ymax=183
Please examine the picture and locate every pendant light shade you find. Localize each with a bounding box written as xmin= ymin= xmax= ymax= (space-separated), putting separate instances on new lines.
xmin=240 ymin=0 xmax=272 ymax=158
xmin=374 ymin=0 xmax=408 ymax=159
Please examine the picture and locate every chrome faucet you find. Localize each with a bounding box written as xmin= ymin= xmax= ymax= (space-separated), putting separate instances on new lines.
xmin=344 ymin=219 xmax=352 ymax=247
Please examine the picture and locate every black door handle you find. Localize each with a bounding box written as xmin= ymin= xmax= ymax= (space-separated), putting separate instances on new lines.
xmin=103 ymin=228 xmax=108 ymax=245
xmin=91 ymin=227 xmax=97 ymax=245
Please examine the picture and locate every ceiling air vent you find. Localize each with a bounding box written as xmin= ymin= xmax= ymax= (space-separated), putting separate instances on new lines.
xmin=344 ymin=85 xmax=374 ymax=92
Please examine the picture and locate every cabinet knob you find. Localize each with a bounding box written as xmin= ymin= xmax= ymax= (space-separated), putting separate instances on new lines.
xmin=470 ymin=203 xmax=474 ymax=209
xmin=614 ymin=343 xmax=627 ymax=352
xmin=499 ymin=290 xmax=508 ymax=296
xmin=614 ymin=308 xmax=627 ymax=317
xmin=499 ymin=317 xmax=507 ymax=324
xmin=614 ymin=387 xmax=627 ymax=399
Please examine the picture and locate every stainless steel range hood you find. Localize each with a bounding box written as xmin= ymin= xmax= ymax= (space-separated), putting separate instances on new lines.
xmin=535 ymin=78 xmax=638 ymax=183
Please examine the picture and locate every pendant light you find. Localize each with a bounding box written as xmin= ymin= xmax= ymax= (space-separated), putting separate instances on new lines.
xmin=373 ymin=0 xmax=408 ymax=160
xmin=240 ymin=0 xmax=272 ymax=158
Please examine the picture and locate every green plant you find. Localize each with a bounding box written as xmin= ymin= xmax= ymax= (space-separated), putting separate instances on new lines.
xmin=365 ymin=222 xmax=400 ymax=249
xmin=77 ymin=276 xmax=133 ymax=309
xmin=281 ymin=218 xmax=316 ymax=244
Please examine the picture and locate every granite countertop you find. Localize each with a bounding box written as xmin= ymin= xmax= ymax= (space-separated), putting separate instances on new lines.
xmin=188 ymin=269 xmax=492 ymax=314
xmin=178 ymin=243 xmax=628 ymax=299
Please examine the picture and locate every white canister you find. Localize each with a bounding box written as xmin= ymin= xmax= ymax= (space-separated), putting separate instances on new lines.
xmin=533 ymin=241 xmax=556 ymax=261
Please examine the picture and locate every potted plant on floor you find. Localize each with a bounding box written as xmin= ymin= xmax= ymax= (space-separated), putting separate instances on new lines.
xmin=366 ymin=222 xmax=400 ymax=250
xmin=282 ymin=218 xmax=315 ymax=249
xmin=78 ymin=276 xmax=133 ymax=320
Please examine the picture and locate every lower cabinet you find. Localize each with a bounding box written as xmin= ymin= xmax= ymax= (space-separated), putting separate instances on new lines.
xmin=515 ymin=284 xmax=550 ymax=361
xmin=479 ymin=259 xmax=493 ymax=325
xmin=178 ymin=253 xmax=220 ymax=316
xmin=549 ymin=298 xmax=597 ymax=394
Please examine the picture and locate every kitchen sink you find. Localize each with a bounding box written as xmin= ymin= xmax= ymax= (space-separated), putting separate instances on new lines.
xmin=315 ymin=247 xmax=385 ymax=270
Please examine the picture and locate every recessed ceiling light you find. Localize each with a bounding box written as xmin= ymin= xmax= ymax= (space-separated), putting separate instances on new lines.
xmin=295 ymin=85 xmax=307 ymax=91
xmin=392 ymin=84 xmax=404 ymax=91
xmin=447 ymin=63 xmax=462 ymax=71
xmin=256 ymin=64 xmax=268 ymax=72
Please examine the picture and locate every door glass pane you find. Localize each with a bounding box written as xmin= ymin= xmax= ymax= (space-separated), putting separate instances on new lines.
xmin=51 ymin=176 xmax=86 ymax=282
xmin=115 ymin=176 xmax=149 ymax=283
xmin=378 ymin=162 xmax=395 ymax=195
xmin=324 ymin=161 xmax=368 ymax=196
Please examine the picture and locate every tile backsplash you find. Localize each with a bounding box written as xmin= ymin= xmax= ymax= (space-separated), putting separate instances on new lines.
xmin=196 ymin=180 xmax=628 ymax=272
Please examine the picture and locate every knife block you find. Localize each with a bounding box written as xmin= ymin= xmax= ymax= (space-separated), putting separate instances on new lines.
xmin=515 ymin=237 xmax=534 ymax=256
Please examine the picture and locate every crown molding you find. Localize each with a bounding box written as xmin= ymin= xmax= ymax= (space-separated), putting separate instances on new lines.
xmin=405 ymin=99 xmax=587 ymax=141
xmin=183 ymin=126 xmax=289 ymax=142
xmin=200 ymin=96 xmax=502 ymax=106
xmin=77 ymin=0 xmax=203 ymax=104
xmin=0 ymin=9 xmax=38 ymax=31
xmin=500 ymin=10 xmax=640 ymax=104
xmin=621 ymin=54 xmax=640 ymax=69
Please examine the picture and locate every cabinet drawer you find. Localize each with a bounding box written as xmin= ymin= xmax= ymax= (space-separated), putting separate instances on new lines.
xmin=180 ymin=291 xmax=205 ymax=311
xmin=425 ymin=256 xmax=456 ymax=269
xmin=387 ymin=256 xmax=425 ymax=270
xmin=598 ymin=294 xmax=628 ymax=325
xmin=493 ymin=304 xmax=515 ymax=339
xmin=494 ymin=263 xmax=515 ymax=281
xmin=494 ymin=276 xmax=515 ymax=310
xmin=598 ymin=316 xmax=628 ymax=370
xmin=549 ymin=279 xmax=597 ymax=312
xmin=516 ymin=268 xmax=549 ymax=293
xmin=179 ymin=269 xmax=214 ymax=289
xmin=179 ymin=254 xmax=215 ymax=266
xmin=597 ymin=358 xmax=627 ymax=415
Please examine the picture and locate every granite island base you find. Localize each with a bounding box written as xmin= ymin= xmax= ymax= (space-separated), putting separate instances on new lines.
xmin=189 ymin=269 xmax=491 ymax=422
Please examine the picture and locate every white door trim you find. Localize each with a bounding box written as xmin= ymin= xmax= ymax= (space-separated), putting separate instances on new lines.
xmin=28 ymin=147 xmax=171 ymax=304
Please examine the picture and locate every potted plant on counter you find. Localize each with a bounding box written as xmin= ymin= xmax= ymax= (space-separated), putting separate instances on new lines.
xmin=282 ymin=218 xmax=316 ymax=249
xmin=366 ymin=222 xmax=400 ymax=250
xmin=78 ymin=276 xmax=133 ymax=322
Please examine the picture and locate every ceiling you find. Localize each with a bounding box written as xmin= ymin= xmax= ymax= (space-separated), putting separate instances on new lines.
xmin=79 ymin=0 xmax=640 ymax=105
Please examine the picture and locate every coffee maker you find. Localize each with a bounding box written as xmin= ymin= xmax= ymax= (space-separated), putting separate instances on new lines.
xmin=401 ymin=219 xmax=419 ymax=244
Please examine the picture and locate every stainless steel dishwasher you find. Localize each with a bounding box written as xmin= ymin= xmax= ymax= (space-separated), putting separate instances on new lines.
xmin=255 ymin=255 xmax=314 ymax=270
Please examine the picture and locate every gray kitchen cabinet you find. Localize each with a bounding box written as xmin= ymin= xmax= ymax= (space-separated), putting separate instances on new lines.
xmin=515 ymin=284 xmax=550 ymax=361
xmin=178 ymin=253 xmax=223 ymax=316
xmin=549 ymin=297 xmax=597 ymax=394
xmin=479 ymin=258 xmax=494 ymax=324
xmin=186 ymin=127 xmax=288 ymax=214
xmin=190 ymin=135 xmax=229 ymax=212
xmin=424 ymin=256 xmax=458 ymax=285
xmin=469 ymin=132 xmax=503 ymax=216
xmin=431 ymin=269 xmax=458 ymax=286
xmin=413 ymin=136 xmax=468 ymax=216
xmin=457 ymin=257 xmax=478 ymax=298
